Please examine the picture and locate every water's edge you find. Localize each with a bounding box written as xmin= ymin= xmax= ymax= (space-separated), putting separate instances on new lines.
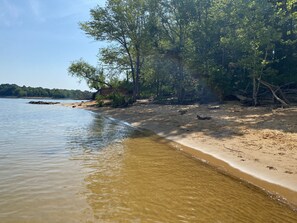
xmin=84 ymin=108 xmax=297 ymax=211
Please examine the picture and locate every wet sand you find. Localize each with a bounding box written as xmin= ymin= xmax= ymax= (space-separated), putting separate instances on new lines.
xmin=65 ymin=100 xmax=297 ymax=208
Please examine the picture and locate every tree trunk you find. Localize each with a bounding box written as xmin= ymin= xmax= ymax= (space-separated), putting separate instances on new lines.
xmin=177 ymin=21 xmax=185 ymax=104
xmin=124 ymin=44 xmax=137 ymax=102
xmin=176 ymin=58 xmax=185 ymax=104
xmin=135 ymin=47 xmax=141 ymax=100
xmin=132 ymin=76 xmax=137 ymax=101
xmin=253 ymin=76 xmax=259 ymax=106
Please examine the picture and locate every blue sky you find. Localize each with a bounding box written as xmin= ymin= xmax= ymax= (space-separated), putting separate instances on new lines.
xmin=0 ymin=0 xmax=106 ymax=91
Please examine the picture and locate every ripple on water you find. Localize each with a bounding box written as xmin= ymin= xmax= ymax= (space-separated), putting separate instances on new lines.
xmin=0 ymin=99 xmax=297 ymax=222
xmin=80 ymin=136 xmax=297 ymax=223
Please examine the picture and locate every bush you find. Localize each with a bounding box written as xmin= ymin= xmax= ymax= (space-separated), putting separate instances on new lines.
xmin=96 ymin=95 xmax=105 ymax=107
xmin=110 ymin=93 xmax=133 ymax=108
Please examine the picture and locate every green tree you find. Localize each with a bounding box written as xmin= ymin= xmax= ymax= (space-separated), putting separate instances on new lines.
xmin=68 ymin=59 xmax=112 ymax=92
xmin=270 ymin=0 xmax=297 ymax=84
xmin=190 ymin=0 xmax=282 ymax=104
xmin=80 ymin=0 xmax=153 ymax=100
xmin=151 ymin=0 xmax=196 ymax=103
xmin=188 ymin=0 xmax=225 ymax=99
xmin=222 ymin=0 xmax=281 ymax=105
xmin=67 ymin=0 xmax=297 ymax=105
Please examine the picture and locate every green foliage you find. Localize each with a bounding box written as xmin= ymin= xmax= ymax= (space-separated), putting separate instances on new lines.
xmin=109 ymin=93 xmax=132 ymax=108
xmin=0 ymin=84 xmax=93 ymax=100
xmin=70 ymin=0 xmax=297 ymax=105
xmin=79 ymin=0 xmax=155 ymax=100
xmin=95 ymin=95 xmax=106 ymax=107
xmin=68 ymin=59 xmax=110 ymax=90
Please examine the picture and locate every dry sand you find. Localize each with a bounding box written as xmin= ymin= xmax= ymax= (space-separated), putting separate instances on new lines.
xmin=65 ymin=100 xmax=297 ymax=207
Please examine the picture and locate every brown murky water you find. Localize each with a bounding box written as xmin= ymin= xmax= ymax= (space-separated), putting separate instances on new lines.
xmin=0 ymin=99 xmax=297 ymax=222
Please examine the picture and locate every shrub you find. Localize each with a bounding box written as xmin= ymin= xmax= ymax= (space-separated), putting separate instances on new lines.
xmin=110 ymin=93 xmax=130 ymax=108
xmin=96 ymin=95 xmax=106 ymax=107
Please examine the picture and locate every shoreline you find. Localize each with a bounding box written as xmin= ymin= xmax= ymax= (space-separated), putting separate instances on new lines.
xmin=64 ymin=100 xmax=297 ymax=208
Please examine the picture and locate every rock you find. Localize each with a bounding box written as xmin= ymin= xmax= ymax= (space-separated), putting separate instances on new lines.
xmin=197 ymin=114 xmax=212 ymax=120
xmin=266 ymin=166 xmax=277 ymax=170
xmin=29 ymin=101 xmax=60 ymax=105
xmin=178 ymin=109 xmax=188 ymax=115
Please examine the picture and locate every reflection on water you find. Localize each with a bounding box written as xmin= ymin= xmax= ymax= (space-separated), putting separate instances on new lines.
xmin=67 ymin=115 xmax=133 ymax=155
xmin=82 ymin=135 xmax=297 ymax=223
xmin=0 ymin=99 xmax=297 ymax=223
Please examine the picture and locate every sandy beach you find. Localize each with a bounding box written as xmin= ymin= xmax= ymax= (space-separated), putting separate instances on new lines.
xmin=65 ymin=100 xmax=297 ymax=208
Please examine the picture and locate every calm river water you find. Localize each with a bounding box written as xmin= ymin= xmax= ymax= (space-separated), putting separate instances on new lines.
xmin=0 ymin=98 xmax=297 ymax=223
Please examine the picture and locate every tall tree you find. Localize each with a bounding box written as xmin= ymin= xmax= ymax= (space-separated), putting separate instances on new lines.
xmin=270 ymin=0 xmax=297 ymax=84
xmin=80 ymin=0 xmax=152 ymax=100
xmin=189 ymin=0 xmax=223 ymax=98
xmin=232 ymin=0 xmax=281 ymax=105
xmin=203 ymin=0 xmax=281 ymax=104
xmin=153 ymin=0 xmax=196 ymax=103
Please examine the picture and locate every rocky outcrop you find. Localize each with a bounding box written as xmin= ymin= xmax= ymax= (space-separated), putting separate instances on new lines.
xmin=28 ymin=101 xmax=60 ymax=105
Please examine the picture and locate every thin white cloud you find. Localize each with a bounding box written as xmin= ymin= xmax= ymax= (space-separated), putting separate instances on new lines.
xmin=28 ymin=0 xmax=45 ymax=22
xmin=0 ymin=0 xmax=104 ymax=27
xmin=3 ymin=0 xmax=20 ymax=18
xmin=0 ymin=0 xmax=22 ymax=27
xmin=46 ymin=0 xmax=100 ymax=20
xmin=29 ymin=0 xmax=40 ymax=16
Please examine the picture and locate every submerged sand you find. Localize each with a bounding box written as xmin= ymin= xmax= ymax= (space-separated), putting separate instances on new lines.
xmin=65 ymin=100 xmax=297 ymax=207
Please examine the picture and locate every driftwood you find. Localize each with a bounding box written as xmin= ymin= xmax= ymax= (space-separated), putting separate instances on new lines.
xmin=230 ymin=81 xmax=296 ymax=106
xmin=258 ymin=79 xmax=290 ymax=107
xmin=234 ymin=94 xmax=253 ymax=105
xmin=197 ymin=115 xmax=212 ymax=120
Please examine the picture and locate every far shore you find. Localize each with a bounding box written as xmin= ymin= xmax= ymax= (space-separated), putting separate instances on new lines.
xmin=63 ymin=100 xmax=297 ymax=208
xmin=0 ymin=96 xmax=90 ymax=100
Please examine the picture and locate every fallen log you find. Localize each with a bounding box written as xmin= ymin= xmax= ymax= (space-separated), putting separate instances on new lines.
xmin=234 ymin=94 xmax=253 ymax=105
xmin=258 ymin=79 xmax=290 ymax=107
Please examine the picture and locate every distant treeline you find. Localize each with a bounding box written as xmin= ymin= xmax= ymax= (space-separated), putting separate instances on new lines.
xmin=0 ymin=84 xmax=93 ymax=100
